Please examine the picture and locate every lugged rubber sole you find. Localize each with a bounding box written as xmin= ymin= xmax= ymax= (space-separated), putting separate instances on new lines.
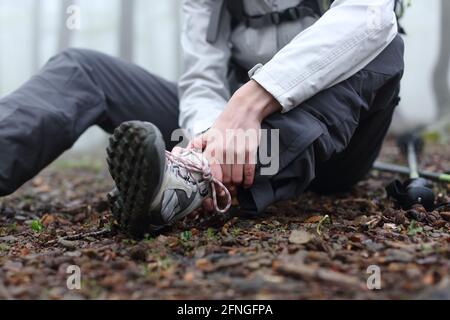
xmin=106 ymin=121 xmax=167 ymax=239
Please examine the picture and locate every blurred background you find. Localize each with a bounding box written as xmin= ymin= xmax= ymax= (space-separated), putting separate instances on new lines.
xmin=0 ymin=0 xmax=449 ymax=155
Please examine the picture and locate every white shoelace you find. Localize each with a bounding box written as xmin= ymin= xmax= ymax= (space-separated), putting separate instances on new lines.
xmin=165 ymin=150 xmax=232 ymax=214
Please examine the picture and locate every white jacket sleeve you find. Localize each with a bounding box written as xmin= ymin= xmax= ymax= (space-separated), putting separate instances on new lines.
xmin=178 ymin=0 xmax=232 ymax=137
xmin=251 ymin=0 xmax=398 ymax=113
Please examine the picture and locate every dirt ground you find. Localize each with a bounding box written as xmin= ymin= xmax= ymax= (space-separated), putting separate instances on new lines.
xmin=1 ymin=138 xmax=449 ymax=300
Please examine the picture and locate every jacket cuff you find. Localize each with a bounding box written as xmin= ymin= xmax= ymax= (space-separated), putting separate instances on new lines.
xmin=251 ymin=66 xmax=296 ymax=113
xmin=191 ymin=121 xmax=214 ymax=138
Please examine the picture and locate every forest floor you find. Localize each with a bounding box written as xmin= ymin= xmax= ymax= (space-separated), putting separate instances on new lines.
xmin=1 ymin=138 xmax=449 ymax=300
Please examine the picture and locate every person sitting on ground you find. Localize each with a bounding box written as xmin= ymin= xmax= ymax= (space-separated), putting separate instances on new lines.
xmin=0 ymin=0 xmax=405 ymax=238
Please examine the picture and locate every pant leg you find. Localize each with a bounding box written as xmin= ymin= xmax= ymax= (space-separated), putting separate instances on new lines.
xmin=241 ymin=35 xmax=405 ymax=213
xmin=310 ymin=80 xmax=401 ymax=194
xmin=0 ymin=48 xmax=179 ymax=196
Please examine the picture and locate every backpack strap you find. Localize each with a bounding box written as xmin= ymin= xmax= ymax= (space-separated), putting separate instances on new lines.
xmin=206 ymin=0 xmax=227 ymax=44
xmin=226 ymin=0 xmax=246 ymax=24
xmin=207 ymin=0 xmax=405 ymax=45
xmin=227 ymin=0 xmax=320 ymax=29
xmin=207 ymin=0 xmax=321 ymax=44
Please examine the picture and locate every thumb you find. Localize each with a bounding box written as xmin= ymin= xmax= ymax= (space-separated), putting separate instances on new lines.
xmin=188 ymin=134 xmax=207 ymax=152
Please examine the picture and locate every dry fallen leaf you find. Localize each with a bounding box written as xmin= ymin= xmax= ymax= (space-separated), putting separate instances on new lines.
xmin=195 ymin=259 xmax=214 ymax=272
xmin=183 ymin=272 xmax=194 ymax=283
xmin=40 ymin=214 xmax=55 ymax=227
xmin=305 ymin=215 xmax=323 ymax=223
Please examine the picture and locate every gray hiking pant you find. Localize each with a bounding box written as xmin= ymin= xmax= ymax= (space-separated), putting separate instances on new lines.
xmin=0 ymin=35 xmax=404 ymax=214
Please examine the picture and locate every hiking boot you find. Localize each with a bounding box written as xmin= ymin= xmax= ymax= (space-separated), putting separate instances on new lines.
xmin=106 ymin=121 xmax=231 ymax=238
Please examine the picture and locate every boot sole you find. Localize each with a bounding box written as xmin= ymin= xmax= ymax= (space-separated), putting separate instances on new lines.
xmin=106 ymin=121 xmax=166 ymax=239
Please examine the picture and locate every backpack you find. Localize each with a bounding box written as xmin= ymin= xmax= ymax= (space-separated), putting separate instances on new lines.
xmin=207 ymin=0 xmax=406 ymax=44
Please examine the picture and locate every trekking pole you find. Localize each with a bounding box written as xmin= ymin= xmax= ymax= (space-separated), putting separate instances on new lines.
xmin=373 ymin=162 xmax=450 ymax=183
xmin=383 ymin=133 xmax=436 ymax=211
xmin=405 ymin=135 xmax=420 ymax=179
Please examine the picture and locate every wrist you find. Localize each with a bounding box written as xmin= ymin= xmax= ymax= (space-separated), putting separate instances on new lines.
xmin=230 ymin=80 xmax=281 ymax=122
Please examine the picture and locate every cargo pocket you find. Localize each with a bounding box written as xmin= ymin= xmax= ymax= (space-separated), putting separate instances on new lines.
xmin=260 ymin=108 xmax=325 ymax=175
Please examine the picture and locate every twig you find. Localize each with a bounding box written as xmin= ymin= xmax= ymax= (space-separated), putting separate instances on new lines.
xmin=274 ymin=260 xmax=364 ymax=290
xmin=316 ymin=215 xmax=330 ymax=235
xmin=61 ymin=229 xmax=110 ymax=241
xmin=46 ymin=228 xmax=110 ymax=245
xmin=206 ymin=253 xmax=273 ymax=273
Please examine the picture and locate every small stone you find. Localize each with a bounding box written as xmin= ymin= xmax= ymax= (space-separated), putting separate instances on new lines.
xmin=289 ymin=230 xmax=313 ymax=245
xmin=14 ymin=215 xmax=27 ymax=221
xmin=64 ymin=251 xmax=82 ymax=257
xmin=32 ymin=176 xmax=44 ymax=187
xmin=0 ymin=235 xmax=17 ymax=243
xmin=430 ymin=233 xmax=442 ymax=238
xmin=383 ymin=223 xmax=401 ymax=232
xmin=384 ymin=249 xmax=414 ymax=263
xmin=57 ymin=238 xmax=79 ymax=250
xmin=194 ymin=246 xmax=206 ymax=259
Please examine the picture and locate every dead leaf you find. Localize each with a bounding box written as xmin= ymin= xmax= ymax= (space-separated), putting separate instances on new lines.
xmin=183 ymin=272 xmax=194 ymax=283
xmin=195 ymin=259 xmax=214 ymax=272
xmin=40 ymin=214 xmax=55 ymax=227
xmin=440 ymin=212 xmax=450 ymax=222
xmin=305 ymin=216 xmax=323 ymax=223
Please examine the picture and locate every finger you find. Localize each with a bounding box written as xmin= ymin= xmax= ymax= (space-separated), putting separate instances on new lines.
xmin=232 ymin=164 xmax=244 ymax=186
xmin=222 ymin=164 xmax=232 ymax=185
xmin=188 ymin=134 xmax=206 ymax=151
xmin=209 ymin=159 xmax=223 ymax=183
xmin=243 ymin=164 xmax=255 ymax=189
xmin=228 ymin=185 xmax=237 ymax=197
xmin=172 ymin=146 xmax=184 ymax=156
xmin=243 ymin=145 xmax=257 ymax=189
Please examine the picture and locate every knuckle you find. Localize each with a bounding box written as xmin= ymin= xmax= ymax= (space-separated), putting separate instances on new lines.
xmin=245 ymin=165 xmax=255 ymax=176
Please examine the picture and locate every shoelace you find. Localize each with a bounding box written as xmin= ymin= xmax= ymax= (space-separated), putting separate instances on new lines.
xmin=165 ymin=150 xmax=232 ymax=214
